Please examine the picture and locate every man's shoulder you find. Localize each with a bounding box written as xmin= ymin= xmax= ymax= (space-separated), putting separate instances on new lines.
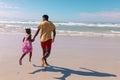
xmin=39 ymin=21 xmax=48 ymax=25
xmin=39 ymin=21 xmax=55 ymax=27
xmin=39 ymin=21 xmax=45 ymax=25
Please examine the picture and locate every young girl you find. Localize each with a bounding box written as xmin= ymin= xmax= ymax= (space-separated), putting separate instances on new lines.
xmin=19 ymin=28 xmax=33 ymax=65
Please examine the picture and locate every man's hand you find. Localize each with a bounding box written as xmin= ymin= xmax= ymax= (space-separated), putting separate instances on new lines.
xmin=32 ymin=29 xmax=40 ymax=42
xmin=52 ymin=29 xmax=56 ymax=43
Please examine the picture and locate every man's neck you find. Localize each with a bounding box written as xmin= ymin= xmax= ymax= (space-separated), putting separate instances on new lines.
xmin=43 ymin=20 xmax=48 ymax=21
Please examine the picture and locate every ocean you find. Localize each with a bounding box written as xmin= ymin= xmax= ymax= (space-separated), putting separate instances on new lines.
xmin=0 ymin=20 xmax=120 ymax=37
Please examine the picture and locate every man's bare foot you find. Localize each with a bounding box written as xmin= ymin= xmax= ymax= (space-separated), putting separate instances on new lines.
xmin=45 ymin=63 xmax=50 ymax=66
xmin=41 ymin=58 xmax=45 ymax=67
xmin=41 ymin=63 xmax=44 ymax=67
xmin=44 ymin=60 xmax=50 ymax=66
xmin=41 ymin=62 xmax=45 ymax=67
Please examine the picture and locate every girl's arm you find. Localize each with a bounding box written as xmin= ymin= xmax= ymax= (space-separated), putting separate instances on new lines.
xmin=27 ymin=34 xmax=34 ymax=42
xmin=27 ymin=34 xmax=32 ymax=41
xmin=23 ymin=37 xmax=25 ymax=42
xmin=30 ymin=35 xmax=33 ymax=42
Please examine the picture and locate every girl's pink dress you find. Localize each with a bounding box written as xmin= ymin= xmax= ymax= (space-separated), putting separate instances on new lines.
xmin=22 ymin=35 xmax=32 ymax=54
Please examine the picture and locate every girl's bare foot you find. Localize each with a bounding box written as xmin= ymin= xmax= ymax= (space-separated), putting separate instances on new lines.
xmin=19 ymin=60 xmax=22 ymax=65
xmin=29 ymin=59 xmax=31 ymax=62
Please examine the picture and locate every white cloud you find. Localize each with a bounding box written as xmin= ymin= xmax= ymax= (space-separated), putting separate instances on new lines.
xmin=0 ymin=11 xmax=20 ymax=20
xmin=0 ymin=10 xmax=40 ymax=20
xmin=0 ymin=2 xmax=18 ymax=9
xmin=79 ymin=11 xmax=120 ymax=22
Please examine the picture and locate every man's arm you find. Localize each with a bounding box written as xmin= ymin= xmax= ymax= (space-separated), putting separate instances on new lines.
xmin=52 ymin=29 xmax=56 ymax=43
xmin=33 ymin=29 xmax=40 ymax=41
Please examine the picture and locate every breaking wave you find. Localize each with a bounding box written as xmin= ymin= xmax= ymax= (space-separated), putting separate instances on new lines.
xmin=0 ymin=20 xmax=120 ymax=37
xmin=55 ymin=22 xmax=120 ymax=27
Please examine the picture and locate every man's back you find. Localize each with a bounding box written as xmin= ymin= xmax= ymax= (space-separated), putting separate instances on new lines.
xmin=38 ymin=21 xmax=55 ymax=42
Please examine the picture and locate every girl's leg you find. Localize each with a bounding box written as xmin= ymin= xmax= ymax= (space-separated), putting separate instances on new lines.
xmin=29 ymin=52 xmax=32 ymax=62
xmin=19 ymin=53 xmax=26 ymax=65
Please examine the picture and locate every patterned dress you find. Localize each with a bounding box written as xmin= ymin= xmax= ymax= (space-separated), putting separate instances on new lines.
xmin=22 ymin=35 xmax=32 ymax=54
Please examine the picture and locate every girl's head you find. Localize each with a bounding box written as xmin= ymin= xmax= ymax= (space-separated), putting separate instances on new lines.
xmin=25 ymin=28 xmax=31 ymax=34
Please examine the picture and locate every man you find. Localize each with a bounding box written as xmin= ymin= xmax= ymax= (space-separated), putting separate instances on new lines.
xmin=33 ymin=15 xmax=56 ymax=67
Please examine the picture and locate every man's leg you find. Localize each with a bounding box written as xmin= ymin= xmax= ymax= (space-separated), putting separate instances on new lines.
xmin=44 ymin=39 xmax=52 ymax=66
xmin=41 ymin=49 xmax=47 ymax=67
xmin=41 ymin=39 xmax=52 ymax=66
xmin=44 ymin=49 xmax=51 ymax=66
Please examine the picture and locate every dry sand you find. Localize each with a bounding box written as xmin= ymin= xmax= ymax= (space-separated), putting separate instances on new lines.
xmin=0 ymin=33 xmax=120 ymax=80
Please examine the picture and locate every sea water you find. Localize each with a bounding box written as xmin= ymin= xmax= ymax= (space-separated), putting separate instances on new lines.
xmin=0 ymin=20 xmax=120 ymax=37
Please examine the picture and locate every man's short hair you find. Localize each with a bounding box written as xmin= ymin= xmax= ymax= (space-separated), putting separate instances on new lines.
xmin=42 ymin=15 xmax=49 ymax=20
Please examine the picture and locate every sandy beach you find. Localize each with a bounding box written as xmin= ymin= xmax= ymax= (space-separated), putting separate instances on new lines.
xmin=0 ymin=32 xmax=120 ymax=80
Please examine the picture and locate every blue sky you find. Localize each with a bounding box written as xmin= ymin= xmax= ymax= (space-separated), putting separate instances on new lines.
xmin=0 ymin=0 xmax=120 ymax=22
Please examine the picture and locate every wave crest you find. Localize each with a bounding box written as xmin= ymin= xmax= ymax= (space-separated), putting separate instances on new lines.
xmin=55 ymin=22 xmax=120 ymax=27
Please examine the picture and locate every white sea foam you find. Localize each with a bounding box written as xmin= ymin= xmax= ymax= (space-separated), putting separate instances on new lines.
xmin=111 ymin=30 xmax=120 ymax=34
xmin=0 ymin=20 xmax=120 ymax=27
xmin=0 ymin=20 xmax=120 ymax=37
xmin=31 ymin=27 xmax=37 ymax=30
xmin=54 ymin=22 xmax=120 ymax=27
xmin=57 ymin=30 xmax=120 ymax=37
xmin=0 ymin=26 xmax=120 ymax=37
